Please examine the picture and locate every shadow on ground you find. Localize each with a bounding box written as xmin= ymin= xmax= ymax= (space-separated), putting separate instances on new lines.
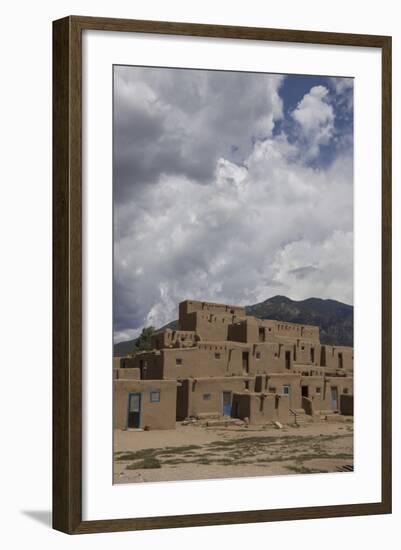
xmin=21 ymin=510 xmax=52 ymax=528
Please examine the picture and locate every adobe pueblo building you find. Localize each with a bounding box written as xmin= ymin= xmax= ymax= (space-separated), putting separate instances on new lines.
xmin=114 ymin=300 xmax=353 ymax=430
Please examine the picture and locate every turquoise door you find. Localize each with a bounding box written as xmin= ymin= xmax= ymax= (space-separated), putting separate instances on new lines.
xmin=223 ymin=392 xmax=232 ymax=416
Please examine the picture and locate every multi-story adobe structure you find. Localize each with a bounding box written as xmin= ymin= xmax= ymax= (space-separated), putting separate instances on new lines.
xmin=114 ymin=300 xmax=353 ymax=430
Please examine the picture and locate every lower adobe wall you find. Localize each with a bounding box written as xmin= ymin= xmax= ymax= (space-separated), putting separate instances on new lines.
xmin=113 ymin=380 xmax=177 ymax=430
xmin=232 ymin=393 xmax=290 ymax=424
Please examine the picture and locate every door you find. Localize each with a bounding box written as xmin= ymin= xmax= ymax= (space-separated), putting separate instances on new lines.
xmin=330 ymin=387 xmax=338 ymax=410
xmin=223 ymin=391 xmax=232 ymax=416
xmin=301 ymin=385 xmax=309 ymax=397
xmin=242 ymin=352 xmax=249 ymax=373
xmin=127 ymin=392 xmax=141 ymax=428
xmin=282 ymin=384 xmax=291 ymax=406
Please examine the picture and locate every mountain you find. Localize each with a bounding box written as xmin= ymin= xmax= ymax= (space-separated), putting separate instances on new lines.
xmin=114 ymin=295 xmax=353 ymax=356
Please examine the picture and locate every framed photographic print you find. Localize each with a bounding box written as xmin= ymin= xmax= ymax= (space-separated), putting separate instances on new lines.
xmin=53 ymin=16 xmax=392 ymax=534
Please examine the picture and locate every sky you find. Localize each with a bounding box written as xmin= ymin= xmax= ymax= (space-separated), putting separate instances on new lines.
xmin=113 ymin=66 xmax=354 ymax=344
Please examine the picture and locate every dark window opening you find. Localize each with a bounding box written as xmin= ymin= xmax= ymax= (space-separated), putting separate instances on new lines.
xmin=203 ymin=393 xmax=211 ymax=401
xmin=316 ymin=387 xmax=321 ymax=394
xmin=338 ymin=353 xmax=343 ymax=368
xmin=285 ymin=351 xmax=291 ymax=369
xmin=320 ymin=346 xmax=326 ymax=367
xmin=176 ymin=358 xmax=182 ymax=366
xmin=310 ymin=348 xmax=315 ymax=363
xmin=242 ymin=351 xmax=249 ymax=373
xmin=258 ymin=327 xmax=265 ymax=342
xmin=214 ymin=353 xmax=221 ymax=360
xmin=343 ymin=388 xmax=349 ymax=394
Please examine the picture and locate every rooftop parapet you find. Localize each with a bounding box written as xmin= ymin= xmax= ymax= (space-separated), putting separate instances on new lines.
xmin=179 ymin=299 xmax=246 ymax=320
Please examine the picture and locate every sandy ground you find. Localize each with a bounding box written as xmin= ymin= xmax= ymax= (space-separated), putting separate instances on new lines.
xmin=114 ymin=420 xmax=353 ymax=484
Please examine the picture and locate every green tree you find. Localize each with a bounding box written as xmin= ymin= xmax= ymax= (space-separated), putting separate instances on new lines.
xmin=132 ymin=326 xmax=155 ymax=354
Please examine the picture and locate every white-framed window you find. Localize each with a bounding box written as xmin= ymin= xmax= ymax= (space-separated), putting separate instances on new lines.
xmin=150 ymin=390 xmax=161 ymax=403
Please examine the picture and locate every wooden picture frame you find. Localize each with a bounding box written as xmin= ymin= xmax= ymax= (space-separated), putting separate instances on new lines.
xmin=53 ymin=15 xmax=392 ymax=534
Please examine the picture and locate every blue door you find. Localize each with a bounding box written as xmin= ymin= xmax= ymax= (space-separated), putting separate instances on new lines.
xmin=127 ymin=392 xmax=141 ymax=428
xmin=223 ymin=392 xmax=232 ymax=416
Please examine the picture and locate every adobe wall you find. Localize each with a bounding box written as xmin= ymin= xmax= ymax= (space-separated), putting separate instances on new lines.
xmin=161 ymin=346 xmax=229 ymax=379
xmin=178 ymin=377 xmax=252 ymax=418
xmin=131 ymin=351 xmax=164 ymax=379
xmin=232 ymin=393 xmax=290 ymax=424
xmin=114 ymin=367 xmax=141 ymax=380
xmin=151 ymin=329 xmax=197 ymax=350
xmin=158 ymin=341 xmax=302 ymax=379
xmin=114 ymin=356 xmax=137 ymax=369
xmin=179 ymin=300 xmax=245 ymax=318
xmin=300 ymin=375 xmax=353 ymax=411
xmin=113 ymin=379 xmax=177 ymax=430
xmin=263 ymin=373 xmax=303 ymax=409
xmin=323 ymin=346 xmax=353 ymax=371
xmin=185 ymin=311 xmax=234 ymax=341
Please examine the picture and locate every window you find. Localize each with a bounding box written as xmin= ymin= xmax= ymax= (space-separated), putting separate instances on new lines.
xmin=343 ymin=388 xmax=349 ymax=394
xmin=245 ymin=380 xmax=250 ymax=390
xmin=150 ymin=390 xmax=160 ymax=403
xmin=269 ymin=387 xmax=276 ymax=393
xmin=258 ymin=327 xmax=265 ymax=342
xmin=203 ymin=393 xmax=211 ymax=401
xmin=316 ymin=387 xmax=321 ymax=394
xmin=310 ymin=347 xmax=315 ymax=363
xmin=282 ymin=385 xmax=290 ymax=395
xmin=338 ymin=352 xmax=343 ymax=368
xmin=214 ymin=352 xmax=221 ymax=360
xmin=256 ymin=352 xmax=261 ymax=359
xmin=176 ymin=358 xmax=182 ymax=366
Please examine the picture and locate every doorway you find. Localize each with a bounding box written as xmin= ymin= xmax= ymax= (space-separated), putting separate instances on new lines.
xmin=222 ymin=391 xmax=232 ymax=416
xmin=242 ymin=351 xmax=249 ymax=373
xmin=301 ymin=385 xmax=309 ymax=398
xmin=127 ymin=392 xmax=141 ymax=428
xmin=330 ymin=387 xmax=338 ymax=410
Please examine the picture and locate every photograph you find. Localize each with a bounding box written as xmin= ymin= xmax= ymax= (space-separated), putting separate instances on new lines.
xmin=112 ymin=64 xmax=354 ymax=484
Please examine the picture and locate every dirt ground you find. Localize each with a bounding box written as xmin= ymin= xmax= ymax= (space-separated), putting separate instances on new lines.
xmin=114 ymin=420 xmax=353 ymax=484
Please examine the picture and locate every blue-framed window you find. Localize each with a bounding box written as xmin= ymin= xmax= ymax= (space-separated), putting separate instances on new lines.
xmin=150 ymin=390 xmax=161 ymax=403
